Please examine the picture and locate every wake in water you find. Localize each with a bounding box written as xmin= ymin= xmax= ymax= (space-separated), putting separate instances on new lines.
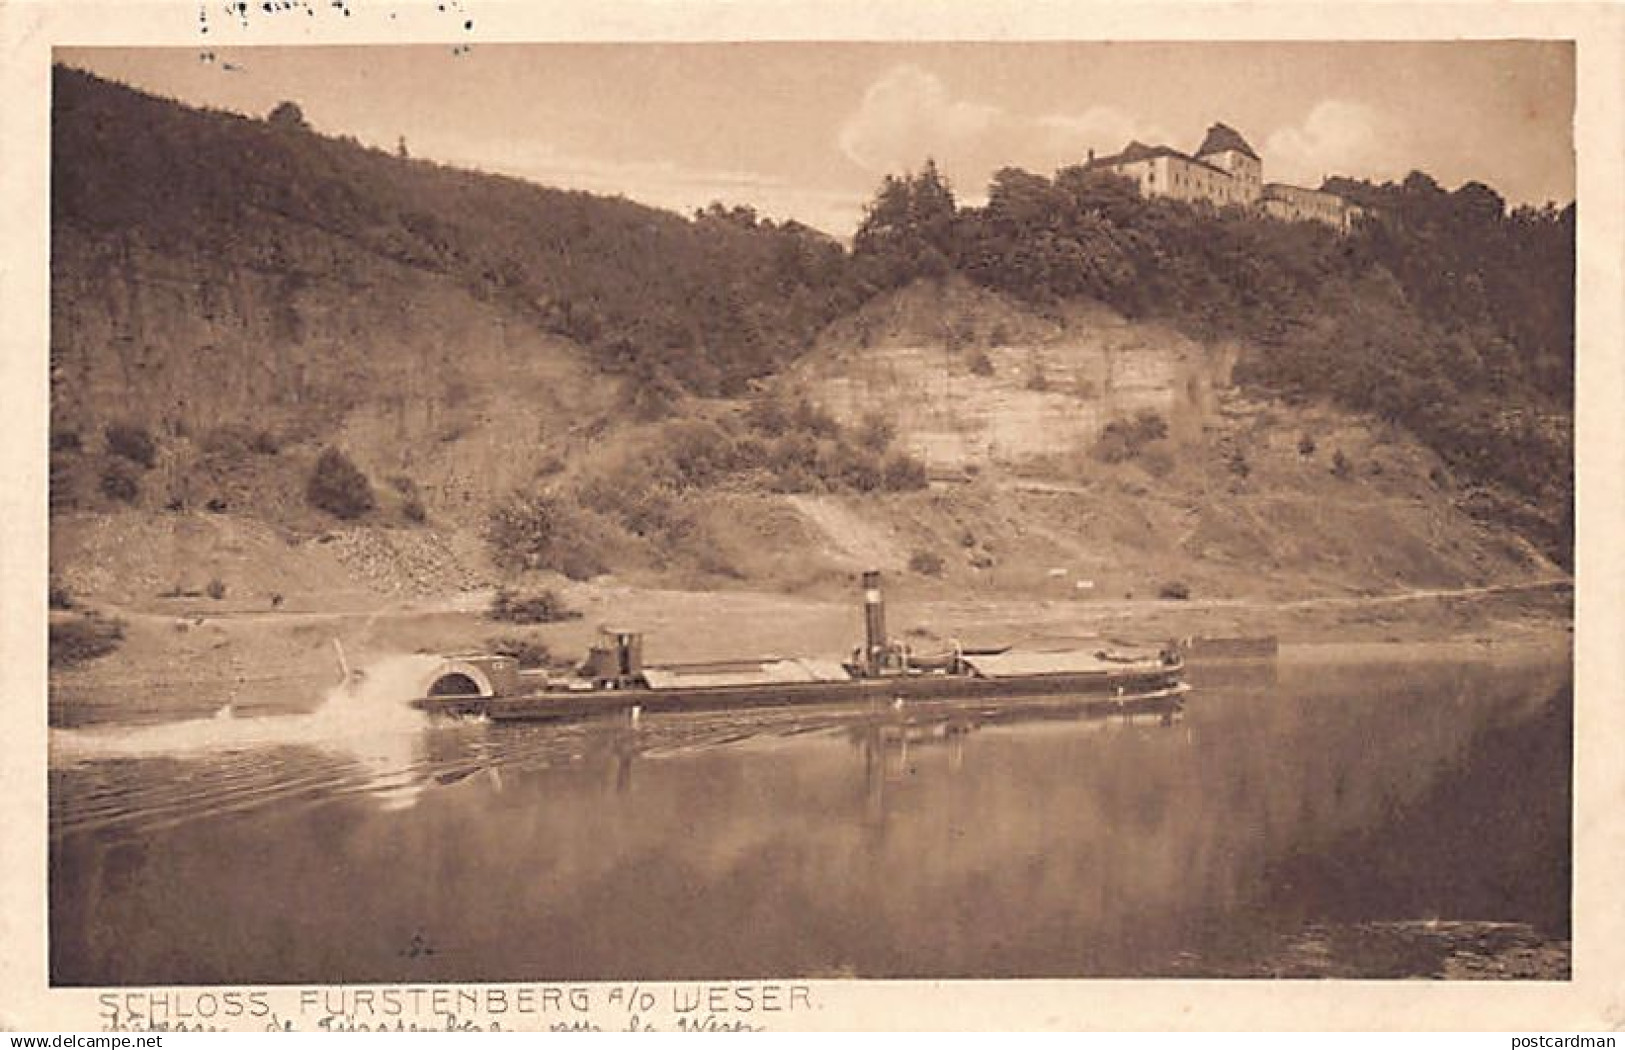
xmin=50 ymin=653 xmax=442 ymax=762
xmin=49 ymin=654 xmax=447 ymax=824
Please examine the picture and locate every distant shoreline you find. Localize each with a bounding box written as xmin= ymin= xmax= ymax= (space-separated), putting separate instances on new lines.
xmin=1278 ymin=634 xmax=1570 ymax=664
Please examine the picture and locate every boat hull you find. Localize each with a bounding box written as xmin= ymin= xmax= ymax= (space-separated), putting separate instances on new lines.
xmin=419 ymin=666 xmax=1188 ymax=722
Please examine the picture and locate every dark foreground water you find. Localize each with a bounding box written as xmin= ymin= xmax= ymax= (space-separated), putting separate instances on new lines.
xmin=50 ymin=654 xmax=1571 ymax=983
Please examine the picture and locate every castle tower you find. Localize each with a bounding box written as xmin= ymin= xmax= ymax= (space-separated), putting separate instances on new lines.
xmin=1194 ymin=122 xmax=1262 ymax=205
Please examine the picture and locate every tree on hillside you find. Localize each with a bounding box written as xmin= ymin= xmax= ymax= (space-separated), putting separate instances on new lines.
xmin=104 ymin=422 xmax=157 ymax=468
xmin=853 ymin=159 xmax=961 ymax=288
xmin=695 ymin=201 xmax=761 ymax=229
xmin=1053 ymin=167 xmax=1143 ymax=223
xmin=267 ymin=101 xmax=309 ymax=131
xmin=306 ymin=448 xmax=374 ymax=519
xmin=1452 ymin=181 xmax=1507 ymax=225
xmin=985 ymin=167 xmax=1068 ymax=235
xmin=961 ymin=166 xmax=1138 ymax=305
xmin=910 ymin=159 xmax=958 ymax=246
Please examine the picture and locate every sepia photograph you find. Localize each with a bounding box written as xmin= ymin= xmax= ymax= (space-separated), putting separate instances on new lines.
xmin=10 ymin=6 xmax=1619 ymax=1029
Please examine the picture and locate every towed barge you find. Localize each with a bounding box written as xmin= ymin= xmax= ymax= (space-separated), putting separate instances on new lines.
xmin=416 ymin=571 xmax=1188 ymax=722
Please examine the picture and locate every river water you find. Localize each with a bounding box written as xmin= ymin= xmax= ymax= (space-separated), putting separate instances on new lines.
xmin=49 ymin=653 xmax=1571 ymax=983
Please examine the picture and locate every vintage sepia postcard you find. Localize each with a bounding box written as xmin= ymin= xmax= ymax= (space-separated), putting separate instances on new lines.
xmin=2 ymin=0 xmax=1622 ymax=1033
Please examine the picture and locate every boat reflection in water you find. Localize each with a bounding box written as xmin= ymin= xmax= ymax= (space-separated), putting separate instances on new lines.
xmin=847 ymin=698 xmax=1185 ymax=827
xmin=488 ymin=685 xmax=1189 ymax=807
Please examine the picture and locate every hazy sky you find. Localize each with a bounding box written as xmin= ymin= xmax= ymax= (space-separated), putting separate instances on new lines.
xmin=60 ymin=42 xmax=1575 ymax=237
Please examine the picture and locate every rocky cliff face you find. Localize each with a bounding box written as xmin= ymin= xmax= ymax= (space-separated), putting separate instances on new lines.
xmin=792 ymin=279 xmax=1234 ymax=470
xmin=52 ymin=198 xmax=616 ymax=526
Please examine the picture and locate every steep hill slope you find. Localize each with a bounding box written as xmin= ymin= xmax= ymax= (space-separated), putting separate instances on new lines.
xmin=772 ymin=279 xmax=1556 ymax=600
xmin=49 ymin=65 xmax=854 ymax=518
xmin=50 ymin=66 xmax=634 ymax=529
xmin=850 ymin=164 xmax=1574 ymax=568
xmin=51 ymin=65 xmax=852 ymax=405
xmin=47 ymin=66 xmax=1563 ymax=618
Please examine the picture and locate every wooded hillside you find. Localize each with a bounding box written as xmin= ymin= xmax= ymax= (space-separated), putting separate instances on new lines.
xmin=50 ymin=65 xmax=1574 ymax=571
xmin=848 ymin=162 xmax=1575 ymax=565
xmin=52 ymin=65 xmax=857 ymax=408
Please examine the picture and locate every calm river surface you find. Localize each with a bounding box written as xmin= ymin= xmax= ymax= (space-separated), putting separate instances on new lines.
xmin=50 ymin=654 xmax=1571 ymax=983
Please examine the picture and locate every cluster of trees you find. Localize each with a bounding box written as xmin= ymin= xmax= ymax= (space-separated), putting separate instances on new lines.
xmin=853 ymin=161 xmax=1572 ymax=402
xmin=849 ymin=162 xmax=1575 ymax=564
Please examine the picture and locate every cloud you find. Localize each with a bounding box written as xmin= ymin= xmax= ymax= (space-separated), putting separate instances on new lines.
xmin=837 ymin=65 xmax=1001 ymax=174
xmin=836 ymin=65 xmax=1168 ymax=202
xmin=1264 ymin=100 xmax=1413 ymax=188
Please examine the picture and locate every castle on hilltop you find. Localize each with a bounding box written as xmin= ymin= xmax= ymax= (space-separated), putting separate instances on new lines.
xmin=1084 ymin=122 xmax=1364 ymax=233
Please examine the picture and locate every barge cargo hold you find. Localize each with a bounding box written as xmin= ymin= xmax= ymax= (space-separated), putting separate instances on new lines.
xmin=415 ymin=571 xmax=1188 ymax=722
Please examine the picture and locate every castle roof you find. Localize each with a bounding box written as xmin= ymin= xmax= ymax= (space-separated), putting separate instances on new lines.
xmin=1196 ymin=122 xmax=1259 ymax=161
xmin=1263 ymin=182 xmax=1349 ymax=203
xmin=1086 ymin=140 xmax=1228 ymax=176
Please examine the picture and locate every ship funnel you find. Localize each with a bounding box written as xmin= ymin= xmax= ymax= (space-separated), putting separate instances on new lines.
xmin=862 ymin=570 xmax=888 ymax=675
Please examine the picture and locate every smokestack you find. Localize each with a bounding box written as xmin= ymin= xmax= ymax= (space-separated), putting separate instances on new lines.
xmin=862 ymin=570 xmax=887 ymax=674
xmin=1088 ymin=148 xmax=1096 ymax=164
